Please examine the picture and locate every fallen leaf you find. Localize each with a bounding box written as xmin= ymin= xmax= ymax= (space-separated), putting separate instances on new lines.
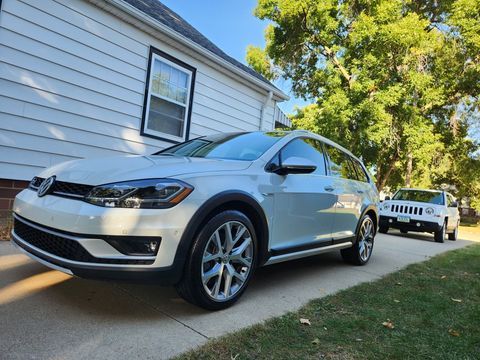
xmin=231 ymin=354 xmax=239 ymax=360
xmin=441 ymin=275 xmax=447 ymax=279
xmin=396 ymin=282 xmax=402 ymax=286
xmin=382 ymin=320 xmax=395 ymax=329
xmin=355 ymin=338 xmax=363 ymax=342
xmin=451 ymin=298 xmax=462 ymax=303
xmin=448 ymin=329 xmax=460 ymax=337
xmin=323 ymin=326 xmax=328 ymax=331
xmin=393 ymin=299 xmax=400 ymax=303
xmin=300 ymin=318 xmax=311 ymax=326
xmin=311 ymin=338 xmax=320 ymax=345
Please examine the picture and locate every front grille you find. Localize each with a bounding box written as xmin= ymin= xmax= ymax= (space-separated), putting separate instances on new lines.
xmin=390 ymin=204 xmax=423 ymax=216
xmin=13 ymin=217 xmax=154 ymax=265
xmin=29 ymin=177 xmax=94 ymax=199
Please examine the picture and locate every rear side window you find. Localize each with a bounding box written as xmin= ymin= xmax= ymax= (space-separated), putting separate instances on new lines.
xmin=350 ymin=158 xmax=369 ymax=182
xmin=277 ymin=138 xmax=327 ymax=175
xmin=324 ymin=144 xmax=357 ymax=180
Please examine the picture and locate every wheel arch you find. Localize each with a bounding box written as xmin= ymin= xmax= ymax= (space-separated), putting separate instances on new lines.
xmin=173 ymin=191 xmax=270 ymax=278
xmin=355 ymin=205 xmax=378 ymax=241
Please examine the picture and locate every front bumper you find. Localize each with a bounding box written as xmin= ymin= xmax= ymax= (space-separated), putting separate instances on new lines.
xmin=379 ymin=215 xmax=442 ymax=233
xmin=11 ymin=216 xmax=183 ymax=284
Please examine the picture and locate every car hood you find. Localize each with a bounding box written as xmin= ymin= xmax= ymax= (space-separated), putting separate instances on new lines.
xmin=37 ymin=155 xmax=252 ymax=185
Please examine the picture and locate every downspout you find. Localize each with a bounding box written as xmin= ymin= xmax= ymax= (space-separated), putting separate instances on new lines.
xmin=259 ymin=90 xmax=273 ymax=130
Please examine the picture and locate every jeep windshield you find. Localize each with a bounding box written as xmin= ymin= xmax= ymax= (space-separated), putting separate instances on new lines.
xmin=392 ymin=190 xmax=444 ymax=205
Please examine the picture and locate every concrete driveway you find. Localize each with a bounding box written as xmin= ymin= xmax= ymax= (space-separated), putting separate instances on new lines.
xmin=0 ymin=231 xmax=477 ymax=360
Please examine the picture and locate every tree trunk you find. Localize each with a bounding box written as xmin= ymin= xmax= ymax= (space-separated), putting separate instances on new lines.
xmin=376 ymin=156 xmax=397 ymax=192
xmin=405 ymin=151 xmax=413 ymax=187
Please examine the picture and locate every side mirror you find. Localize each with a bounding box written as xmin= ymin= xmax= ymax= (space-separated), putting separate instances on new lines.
xmin=385 ymin=196 xmax=391 ymax=201
xmin=451 ymin=201 xmax=458 ymax=208
xmin=273 ymin=156 xmax=317 ymax=176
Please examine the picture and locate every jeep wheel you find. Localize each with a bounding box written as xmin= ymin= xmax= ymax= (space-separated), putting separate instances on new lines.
xmin=378 ymin=225 xmax=389 ymax=234
xmin=176 ymin=210 xmax=257 ymax=310
xmin=434 ymin=221 xmax=446 ymax=243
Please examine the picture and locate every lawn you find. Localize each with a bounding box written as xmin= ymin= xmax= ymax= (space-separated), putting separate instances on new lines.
xmin=177 ymin=245 xmax=480 ymax=360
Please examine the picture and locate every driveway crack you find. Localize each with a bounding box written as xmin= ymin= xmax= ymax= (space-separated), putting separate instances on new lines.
xmin=112 ymin=284 xmax=210 ymax=340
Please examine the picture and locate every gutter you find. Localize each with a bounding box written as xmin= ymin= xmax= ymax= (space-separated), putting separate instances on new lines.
xmin=260 ymin=91 xmax=273 ymax=130
xmin=100 ymin=0 xmax=289 ymax=101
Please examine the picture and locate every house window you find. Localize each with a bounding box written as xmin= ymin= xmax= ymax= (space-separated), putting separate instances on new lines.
xmin=141 ymin=47 xmax=196 ymax=143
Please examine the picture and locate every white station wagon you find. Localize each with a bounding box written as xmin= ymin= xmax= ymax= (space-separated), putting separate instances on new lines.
xmin=12 ymin=131 xmax=379 ymax=309
xmin=379 ymin=188 xmax=460 ymax=243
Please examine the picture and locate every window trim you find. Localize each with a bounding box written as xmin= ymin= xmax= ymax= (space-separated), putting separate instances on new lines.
xmin=141 ymin=46 xmax=196 ymax=144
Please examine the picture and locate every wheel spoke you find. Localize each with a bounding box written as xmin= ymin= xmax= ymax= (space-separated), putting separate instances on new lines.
xmin=202 ymin=263 xmax=222 ymax=283
xmin=224 ymin=222 xmax=234 ymax=252
xmin=223 ymin=269 xmax=233 ymax=298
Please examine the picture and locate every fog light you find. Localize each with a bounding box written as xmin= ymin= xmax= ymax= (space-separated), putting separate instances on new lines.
xmin=147 ymin=240 xmax=160 ymax=253
xmin=104 ymin=236 xmax=162 ymax=256
xmin=417 ymin=223 xmax=421 ymax=227
xmin=389 ymin=219 xmax=393 ymax=223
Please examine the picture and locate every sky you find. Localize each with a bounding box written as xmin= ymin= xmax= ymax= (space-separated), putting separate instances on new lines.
xmin=160 ymin=0 xmax=310 ymax=114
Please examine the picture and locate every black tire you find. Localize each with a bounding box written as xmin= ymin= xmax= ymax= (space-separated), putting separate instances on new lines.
xmin=175 ymin=210 xmax=257 ymax=310
xmin=434 ymin=221 xmax=446 ymax=243
xmin=400 ymin=229 xmax=408 ymax=234
xmin=448 ymin=222 xmax=459 ymax=241
xmin=341 ymin=214 xmax=375 ymax=266
xmin=378 ymin=225 xmax=389 ymax=234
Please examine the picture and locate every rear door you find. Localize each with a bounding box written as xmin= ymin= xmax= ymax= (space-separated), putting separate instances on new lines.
xmin=323 ymin=144 xmax=363 ymax=242
xmin=269 ymin=138 xmax=337 ymax=252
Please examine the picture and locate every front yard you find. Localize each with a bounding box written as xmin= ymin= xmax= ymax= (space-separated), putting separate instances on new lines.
xmin=178 ymin=244 xmax=480 ymax=360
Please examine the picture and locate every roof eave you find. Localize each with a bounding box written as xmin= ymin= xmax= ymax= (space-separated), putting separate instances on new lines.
xmin=104 ymin=0 xmax=289 ymax=101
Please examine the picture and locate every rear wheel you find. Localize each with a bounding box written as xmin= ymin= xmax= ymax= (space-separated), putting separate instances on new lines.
xmin=448 ymin=221 xmax=459 ymax=241
xmin=434 ymin=220 xmax=446 ymax=243
xmin=400 ymin=229 xmax=408 ymax=234
xmin=175 ymin=210 xmax=257 ymax=310
xmin=341 ymin=215 xmax=375 ymax=265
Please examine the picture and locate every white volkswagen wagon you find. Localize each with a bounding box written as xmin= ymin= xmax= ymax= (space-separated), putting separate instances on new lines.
xmin=12 ymin=131 xmax=379 ymax=309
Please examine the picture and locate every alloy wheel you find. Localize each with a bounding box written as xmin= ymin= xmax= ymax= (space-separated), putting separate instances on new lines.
xmin=201 ymin=221 xmax=254 ymax=301
xmin=358 ymin=217 xmax=374 ymax=262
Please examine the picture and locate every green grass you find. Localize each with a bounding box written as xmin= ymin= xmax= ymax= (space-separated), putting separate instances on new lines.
xmin=177 ymin=245 xmax=480 ymax=360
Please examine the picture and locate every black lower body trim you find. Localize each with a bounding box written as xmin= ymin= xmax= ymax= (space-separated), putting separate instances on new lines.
xmin=270 ymin=236 xmax=355 ymax=256
xmin=12 ymin=234 xmax=182 ymax=285
xmin=380 ymin=216 xmax=442 ymax=233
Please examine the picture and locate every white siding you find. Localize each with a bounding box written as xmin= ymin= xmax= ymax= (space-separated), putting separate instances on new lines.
xmin=0 ymin=0 xmax=276 ymax=181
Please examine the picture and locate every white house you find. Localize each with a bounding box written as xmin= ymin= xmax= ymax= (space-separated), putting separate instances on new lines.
xmin=0 ymin=0 xmax=289 ymax=216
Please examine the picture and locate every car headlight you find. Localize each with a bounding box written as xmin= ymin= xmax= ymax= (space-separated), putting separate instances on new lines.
xmin=425 ymin=207 xmax=435 ymax=215
xmin=382 ymin=203 xmax=390 ymax=210
xmin=85 ymin=179 xmax=193 ymax=209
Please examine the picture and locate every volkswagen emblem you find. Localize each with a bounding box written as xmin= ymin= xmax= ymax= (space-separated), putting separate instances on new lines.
xmin=37 ymin=176 xmax=56 ymax=197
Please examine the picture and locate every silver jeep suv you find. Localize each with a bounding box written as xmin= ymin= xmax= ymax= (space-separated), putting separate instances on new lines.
xmin=12 ymin=131 xmax=379 ymax=309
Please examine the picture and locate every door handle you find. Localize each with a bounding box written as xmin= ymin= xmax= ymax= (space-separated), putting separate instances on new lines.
xmin=357 ymin=190 xmax=364 ymax=194
xmin=324 ymin=186 xmax=335 ymax=192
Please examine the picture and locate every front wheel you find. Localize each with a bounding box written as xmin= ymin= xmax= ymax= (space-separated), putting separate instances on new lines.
xmin=175 ymin=210 xmax=257 ymax=310
xmin=434 ymin=220 xmax=446 ymax=243
xmin=378 ymin=225 xmax=389 ymax=234
xmin=341 ymin=215 xmax=375 ymax=265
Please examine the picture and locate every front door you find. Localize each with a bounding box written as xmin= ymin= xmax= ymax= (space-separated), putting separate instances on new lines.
xmin=269 ymin=138 xmax=336 ymax=253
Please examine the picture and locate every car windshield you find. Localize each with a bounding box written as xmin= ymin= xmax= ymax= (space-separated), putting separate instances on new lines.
xmin=392 ymin=190 xmax=444 ymax=205
xmin=153 ymin=132 xmax=286 ymax=161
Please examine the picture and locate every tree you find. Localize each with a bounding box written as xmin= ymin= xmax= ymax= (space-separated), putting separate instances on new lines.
xmin=247 ymin=0 xmax=480 ymax=198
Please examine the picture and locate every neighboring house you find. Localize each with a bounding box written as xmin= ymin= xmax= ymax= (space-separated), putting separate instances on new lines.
xmin=0 ymin=0 xmax=288 ymax=217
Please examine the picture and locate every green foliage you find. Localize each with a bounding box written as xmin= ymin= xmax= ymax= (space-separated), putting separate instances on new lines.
xmin=247 ymin=0 xmax=480 ymax=204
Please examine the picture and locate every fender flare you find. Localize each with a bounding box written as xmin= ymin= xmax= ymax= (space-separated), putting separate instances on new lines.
xmin=354 ymin=205 xmax=379 ymax=242
xmin=172 ymin=190 xmax=270 ymax=279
